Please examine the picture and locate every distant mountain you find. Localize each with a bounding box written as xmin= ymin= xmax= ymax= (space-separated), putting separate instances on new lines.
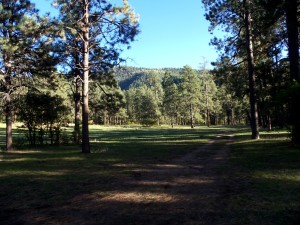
xmin=113 ymin=66 xmax=183 ymax=90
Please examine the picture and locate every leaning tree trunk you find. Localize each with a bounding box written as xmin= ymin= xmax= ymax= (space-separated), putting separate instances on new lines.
xmin=244 ymin=0 xmax=259 ymax=139
xmin=81 ymin=0 xmax=90 ymax=153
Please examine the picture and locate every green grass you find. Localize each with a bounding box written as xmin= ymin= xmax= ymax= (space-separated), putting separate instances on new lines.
xmin=0 ymin=124 xmax=227 ymax=224
xmin=226 ymin=129 xmax=300 ymax=225
xmin=88 ymin=125 xmax=221 ymax=160
xmin=1 ymin=124 xmax=299 ymax=224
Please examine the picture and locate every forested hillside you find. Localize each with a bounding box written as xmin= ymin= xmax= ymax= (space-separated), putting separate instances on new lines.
xmin=114 ymin=67 xmax=181 ymax=90
xmin=111 ymin=65 xmax=246 ymax=127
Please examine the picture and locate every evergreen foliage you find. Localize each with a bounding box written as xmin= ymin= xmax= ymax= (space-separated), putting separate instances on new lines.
xmin=54 ymin=0 xmax=139 ymax=153
xmin=203 ymin=0 xmax=299 ymax=141
xmin=0 ymin=0 xmax=56 ymax=150
xmin=18 ymin=91 xmax=70 ymax=145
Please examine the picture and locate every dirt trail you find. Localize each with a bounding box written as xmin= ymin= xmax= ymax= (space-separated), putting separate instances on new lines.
xmin=57 ymin=134 xmax=234 ymax=225
xmin=22 ymin=134 xmax=234 ymax=225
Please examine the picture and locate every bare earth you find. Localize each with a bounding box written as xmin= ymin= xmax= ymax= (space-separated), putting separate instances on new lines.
xmin=20 ymin=134 xmax=234 ymax=225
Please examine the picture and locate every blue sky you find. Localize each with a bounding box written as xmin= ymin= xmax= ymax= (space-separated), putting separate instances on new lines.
xmin=31 ymin=0 xmax=218 ymax=69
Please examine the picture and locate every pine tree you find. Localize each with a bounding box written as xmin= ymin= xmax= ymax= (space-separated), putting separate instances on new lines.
xmin=54 ymin=0 xmax=139 ymax=153
xmin=179 ymin=65 xmax=203 ymax=128
xmin=202 ymin=0 xmax=261 ymax=138
xmin=162 ymin=71 xmax=179 ymax=127
xmin=200 ymin=71 xmax=219 ymax=127
xmin=260 ymin=0 xmax=300 ymax=143
xmin=0 ymin=0 xmax=53 ymax=151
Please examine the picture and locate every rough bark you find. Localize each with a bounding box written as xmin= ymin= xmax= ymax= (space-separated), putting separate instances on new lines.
xmin=74 ymin=78 xmax=81 ymax=144
xmin=81 ymin=0 xmax=90 ymax=153
xmin=244 ymin=0 xmax=259 ymax=139
xmin=72 ymin=41 xmax=81 ymax=144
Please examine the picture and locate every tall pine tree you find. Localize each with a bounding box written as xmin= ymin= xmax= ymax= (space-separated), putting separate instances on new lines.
xmin=179 ymin=65 xmax=203 ymax=128
xmin=0 ymin=0 xmax=53 ymax=151
xmin=54 ymin=0 xmax=139 ymax=153
xmin=202 ymin=0 xmax=261 ymax=138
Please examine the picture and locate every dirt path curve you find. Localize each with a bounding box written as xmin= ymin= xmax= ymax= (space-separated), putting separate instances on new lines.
xmin=60 ymin=133 xmax=234 ymax=225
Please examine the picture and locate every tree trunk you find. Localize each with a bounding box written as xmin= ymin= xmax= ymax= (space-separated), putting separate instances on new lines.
xmin=103 ymin=111 xmax=107 ymax=125
xmin=73 ymin=45 xmax=81 ymax=144
xmin=226 ymin=108 xmax=231 ymax=125
xmin=231 ymin=109 xmax=235 ymax=125
xmin=50 ymin=125 xmax=54 ymax=145
xmin=285 ymin=0 xmax=299 ymax=82
xmin=205 ymin=83 xmax=210 ymax=127
xmin=206 ymin=107 xmax=210 ymax=127
xmin=28 ymin=127 xmax=33 ymax=145
xmin=267 ymin=113 xmax=272 ymax=131
xmin=190 ymin=102 xmax=194 ymax=128
xmin=3 ymin=52 xmax=13 ymax=151
xmin=74 ymin=76 xmax=81 ymax=144
xmin=5 ymin=101 xmax=13 ymax=151
xmin=33 ymin=127 xmax=36 ymax=146
xmin=81 ymin=0 xmax=90 ymax=153
xmin=285 ymin=0 xmax=300 ymax=144
xmin=244 ymin=0 xmax=259 ymax=139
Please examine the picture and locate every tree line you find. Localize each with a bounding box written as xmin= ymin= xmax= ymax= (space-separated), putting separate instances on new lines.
xmin=114 ymin=66 xmax=246 ymax=127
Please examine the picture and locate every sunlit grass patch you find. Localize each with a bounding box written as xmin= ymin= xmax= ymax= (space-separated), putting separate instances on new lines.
xmin=255 ymin=171 xmax=300 ymax=182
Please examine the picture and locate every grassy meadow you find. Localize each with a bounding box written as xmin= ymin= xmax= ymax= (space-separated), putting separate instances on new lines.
xmin=0 ymin=123 xmax=299 ymax=224
xmin=0 ymin=124 xmax=226 ymax=224
xmin=226 ymin=129 xmax=300 ymax=225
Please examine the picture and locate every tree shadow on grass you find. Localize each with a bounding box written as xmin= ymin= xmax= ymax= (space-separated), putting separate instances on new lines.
xmin=0 ymin=163 xmax=221 ymax=225
xmin=2 ymin=127 xmax=298 ymax=225
xmin=0 ymin=132 xmax=232 ymax=225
